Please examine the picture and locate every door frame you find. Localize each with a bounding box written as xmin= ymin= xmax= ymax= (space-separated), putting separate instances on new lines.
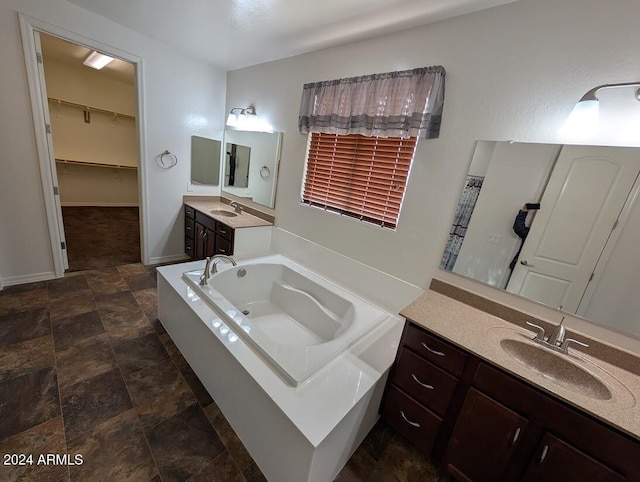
xmin=577 ymin=171 xmax=640 ymax=316
xmin=19 ymin=13 xmax=149 ymax=277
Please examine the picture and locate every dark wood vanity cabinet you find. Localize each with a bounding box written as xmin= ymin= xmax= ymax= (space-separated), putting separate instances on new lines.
xmin=520 ymin=433 xmax=625 ymax=482
xmin=382 ymin=321 xmax=640 ymax=482
xmin=381 ymin=324 xmax=470 ymax=457
xmin=444 ymin=388 xmax=528 ymax=481
xmin=184 ymin=205 xmax=235 ymax=260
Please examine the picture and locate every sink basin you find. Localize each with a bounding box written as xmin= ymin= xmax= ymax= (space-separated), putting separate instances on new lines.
xmin=209 ymin=209 xmax=237 ymax=217
xmin=499 ymin=338 xmax=612 ymax=400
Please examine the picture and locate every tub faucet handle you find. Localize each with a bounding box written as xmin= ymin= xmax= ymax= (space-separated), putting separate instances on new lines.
xmin=200 ymin=256 xmax=214 ymax=286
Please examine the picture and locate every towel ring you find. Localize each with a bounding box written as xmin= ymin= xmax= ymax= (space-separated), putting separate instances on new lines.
xmin=159 ymin=150 xmax=178 ymax=169
xmin=260 ymin=165 xmax=271 ymax=179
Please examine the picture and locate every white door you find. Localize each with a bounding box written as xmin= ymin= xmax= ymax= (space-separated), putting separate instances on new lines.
xmin=33 ymin=31 xmax=69 ymax=270
xmin=506 ymin=145 xmax=640 ymax=312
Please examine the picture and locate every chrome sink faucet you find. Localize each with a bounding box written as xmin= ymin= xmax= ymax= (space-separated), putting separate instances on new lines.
xmin=525 ymin=317 xmax=589 ymax=354
xmin=199 ymin=255 xmax=237 ymax=286
xmin=548 ymin=317 xmax=566 ymax=346
xmin=229 ymin=201 xmax=243 ymax=214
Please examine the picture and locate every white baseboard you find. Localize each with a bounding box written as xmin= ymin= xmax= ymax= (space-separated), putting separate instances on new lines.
xmin=148 ymin=253 xmax=190 ymax=266
xmin=1 ymin=271 xmax=57 ymax=287
xmin=61 ymin=203 xmax=139 ymax=207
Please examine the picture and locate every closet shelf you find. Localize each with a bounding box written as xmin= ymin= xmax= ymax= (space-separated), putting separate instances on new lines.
xmin=55 ymin=158 xmax=137 ymax=170
xmin=48 ymin=97 xmax=135 ymax=120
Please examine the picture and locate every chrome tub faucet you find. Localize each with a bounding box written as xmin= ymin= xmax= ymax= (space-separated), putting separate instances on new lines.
xmin=199 ymin=255 xmax=237 ymax=286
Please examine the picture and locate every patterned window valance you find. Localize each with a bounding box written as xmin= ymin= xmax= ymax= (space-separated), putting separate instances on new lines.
xmin=297 ymin=66 xmax=445 ymax=139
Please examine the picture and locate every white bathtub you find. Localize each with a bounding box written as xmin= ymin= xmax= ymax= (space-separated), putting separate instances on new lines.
xmin=182 ymin=255 xmax=390 ymax=386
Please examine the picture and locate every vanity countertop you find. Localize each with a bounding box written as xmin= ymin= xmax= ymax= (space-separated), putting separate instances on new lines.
xmin=400 ymin=290 xmax=640 ymax=441
xmin=185 ymin=200 xmax=273 ymax=229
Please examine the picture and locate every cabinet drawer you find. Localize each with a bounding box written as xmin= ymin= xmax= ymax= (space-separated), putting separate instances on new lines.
xmin=215 ymin=235 xmax=233 ymax=255
xmin=215 ymin=222 xmax=233 ymax=241
xmin=403 ymin=323 xmax=467 ymax=377
xmin=185 ymin=217 xmax=195 ymax=239
xmin=382 ymin=385 xmax=442 ymax=455
xmin=185 ymin=236 xmax=194 ymax=258
xmin=393 ymin=348 xmax=458 ymax=417
xmin=185 ymin=205 xmax=195 ymax=219
xmin=195 ymin=211 xmax=216 ymax=231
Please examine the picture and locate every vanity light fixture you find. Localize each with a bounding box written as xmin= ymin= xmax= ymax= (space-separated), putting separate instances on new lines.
xmin=563 ymin=81 xmax=640 ymax=135
xmin=83 ymin=51 xmax=114 ymax=70
xmin=226 ymin=105 xmax=257 ymax=127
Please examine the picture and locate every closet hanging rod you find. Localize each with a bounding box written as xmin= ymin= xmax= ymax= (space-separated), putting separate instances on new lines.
xmin=55 ymin=158 xmax=138 ymax=170
xmin=48 ymin=97 xmax=136 ymax=120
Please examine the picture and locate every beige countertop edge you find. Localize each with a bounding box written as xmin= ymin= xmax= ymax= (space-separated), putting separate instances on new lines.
xmin=400 ymin=290 xmax=640 ymax=441
xmin=184 ymin=200 xmax=273 ymax=228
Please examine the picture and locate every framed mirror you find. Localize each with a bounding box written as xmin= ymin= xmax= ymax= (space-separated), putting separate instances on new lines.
xmin=222 ymin=130 xmax=282 ymax=208
xmin=190 ymin=135 xmax=221 ymax=186
xmin=441 ymin=140 xmax=640 ymax=338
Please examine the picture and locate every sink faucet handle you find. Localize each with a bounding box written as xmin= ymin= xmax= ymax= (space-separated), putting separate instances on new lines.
xmin=525 ymin=321 xmax=546 ymax=342
xmin=561 ymin=338 xmax=589 ymax=353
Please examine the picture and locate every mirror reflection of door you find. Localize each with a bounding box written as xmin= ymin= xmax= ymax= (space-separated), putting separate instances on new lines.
xmin=506 ymin=145 xmax=640 ymax=313
xmin=225 ymin=143 xmax=250 ymax=188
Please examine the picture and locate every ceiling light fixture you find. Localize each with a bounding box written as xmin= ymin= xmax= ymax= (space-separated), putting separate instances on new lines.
xmin=562 ymin=81 xmax=640 ymax=135
xmin=83 ymin=51 xmax=115 ymax=70
xmin=226 ymin=105 xmax=257 ymax=127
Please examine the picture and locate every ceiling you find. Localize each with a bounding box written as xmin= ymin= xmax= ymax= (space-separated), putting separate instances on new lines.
xmin=40 ymin=33 xmax=135 ymax=85
xmin=65 ymin=0 xmax=518 ymax=70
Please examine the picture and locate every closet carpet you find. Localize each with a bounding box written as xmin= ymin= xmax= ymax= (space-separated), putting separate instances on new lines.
xmin=62 ymin=207 xmax=141 ymax=272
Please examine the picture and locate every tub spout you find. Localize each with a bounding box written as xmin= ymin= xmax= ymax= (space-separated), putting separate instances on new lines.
xmin=211 ymin=255 xmax=237 ymax=274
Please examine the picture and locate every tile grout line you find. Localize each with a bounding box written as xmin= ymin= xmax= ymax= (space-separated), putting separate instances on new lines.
xmin=47 ymin=276 xmax=73 ymax=482
xmin=92 ymin=277 xmax=165 ymax=482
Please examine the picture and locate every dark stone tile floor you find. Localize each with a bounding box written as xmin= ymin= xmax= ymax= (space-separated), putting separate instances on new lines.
xmin=0 ymin=262 xmax=449 ymax=481
xmin=62 ymin=206 xmax=141 ymax=272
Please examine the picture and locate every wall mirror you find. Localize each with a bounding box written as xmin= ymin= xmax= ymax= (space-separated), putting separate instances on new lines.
xmin=441 ymin=140 xmax=640 ymax=339
xmin=191 ymin=135 xmax=221 ymax=186
xmin=222 ymin=130 xmax=282 ymax=208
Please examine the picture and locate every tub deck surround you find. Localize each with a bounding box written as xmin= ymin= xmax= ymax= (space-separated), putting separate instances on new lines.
xmin=183 ymin=196 xmax=274 ymax=228
xmin=182 ymin=256 xmax=390 ymax=386
xmin=400 ymin=290 xmax=640 ymax=441
xmin=157 ymin=258 xmax=403 ymax=481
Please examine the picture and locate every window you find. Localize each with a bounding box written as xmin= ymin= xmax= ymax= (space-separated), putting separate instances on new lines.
xmin=302 ymin=132 xmax=418 ymax=230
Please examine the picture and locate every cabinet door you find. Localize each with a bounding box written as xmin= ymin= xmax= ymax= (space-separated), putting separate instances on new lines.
xmin=194 ymin=223 xmax=216 ymax=260
xmin=203 ymin=227 xmax=216 ymax=258
xmin=443 ymin=388 xmax=528 ymax=482
xmin=521 ymin=433 xmax=624 ymax=482
xmin=195 ymin=222 xmax=206 ymax=260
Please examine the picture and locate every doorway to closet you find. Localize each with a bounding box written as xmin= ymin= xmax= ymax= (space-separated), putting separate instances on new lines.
xmin=39 ymin=33 xmax=141 ymax=272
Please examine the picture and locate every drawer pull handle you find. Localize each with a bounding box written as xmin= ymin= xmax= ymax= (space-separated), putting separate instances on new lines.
xmin=421 ymin=342 xmax=445 ymax=357
xmin=539 ymin=444 xmax=549 ymax=464
xmin=411 ymin=374 xmax=434 ymax=390
xmin=511 ymin=427 xmax=521 ymax=446
xmin=220 ymin=230 xmax=227 ymax=234
xmin=400 ymin=411 xmax=421 ymax=428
